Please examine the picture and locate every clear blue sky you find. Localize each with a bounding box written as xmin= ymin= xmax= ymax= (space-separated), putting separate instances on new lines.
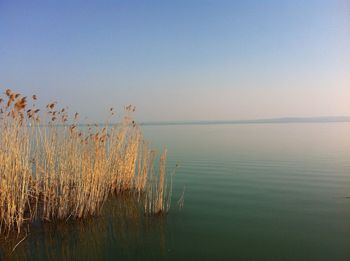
xmin=1 ymin=0 xmax=349 ymax=122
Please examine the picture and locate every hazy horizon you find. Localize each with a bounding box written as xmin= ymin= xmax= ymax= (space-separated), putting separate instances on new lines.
xmin=1 ymin=0 xmax=349 ymax=122
xmin=140 ymin=115 xmax=350 ymax=123
xmin=47 ymin=115 xmax=350 ymax=126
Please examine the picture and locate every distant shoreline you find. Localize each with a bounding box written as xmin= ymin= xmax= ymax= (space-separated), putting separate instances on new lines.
xmin=140 ymin=116 xmax=350 ymax=126
xmin=34 ymin=116 xmax=350 ymax=127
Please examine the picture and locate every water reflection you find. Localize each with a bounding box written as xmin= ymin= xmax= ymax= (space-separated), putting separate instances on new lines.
xmin=0 ymin=194 xmax=169 ymax=260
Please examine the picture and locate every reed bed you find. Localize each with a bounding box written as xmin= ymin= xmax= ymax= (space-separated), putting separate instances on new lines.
xmin=0 ymin=89 xmax=174 ymax=235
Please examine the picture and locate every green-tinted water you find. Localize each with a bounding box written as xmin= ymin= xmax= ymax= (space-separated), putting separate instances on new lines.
xmin=1 ymin=123 xmax=350 ymax=260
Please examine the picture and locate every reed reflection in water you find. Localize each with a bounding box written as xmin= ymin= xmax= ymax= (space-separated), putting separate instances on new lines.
xmin=0 ymin=194 xmax=169 ymax=260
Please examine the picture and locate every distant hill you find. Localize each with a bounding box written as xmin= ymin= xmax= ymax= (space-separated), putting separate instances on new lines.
xmin=140 ymin=116 xmax=350 ymax=126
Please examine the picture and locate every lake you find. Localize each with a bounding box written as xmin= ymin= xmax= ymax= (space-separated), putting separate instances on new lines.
xmin=2 ymin=122 xmax=350 ymax=260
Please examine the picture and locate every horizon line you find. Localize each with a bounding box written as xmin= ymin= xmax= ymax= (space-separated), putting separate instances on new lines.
xmin=139 ymin=116 xmax=350 ymax=126
xmin=34 ymin=116 xmax=350 ymax=127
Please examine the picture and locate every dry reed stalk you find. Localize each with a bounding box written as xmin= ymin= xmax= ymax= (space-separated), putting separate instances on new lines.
xmin=144 ymin=150 xmax=175 ymax=215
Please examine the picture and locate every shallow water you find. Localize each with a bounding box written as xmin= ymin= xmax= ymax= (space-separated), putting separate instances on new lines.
xmin=1 ymin=123 xmax=350 ymax=260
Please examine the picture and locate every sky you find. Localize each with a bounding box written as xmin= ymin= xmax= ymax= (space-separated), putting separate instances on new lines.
xmin=0 ymin=0 xmax=349 ymax=122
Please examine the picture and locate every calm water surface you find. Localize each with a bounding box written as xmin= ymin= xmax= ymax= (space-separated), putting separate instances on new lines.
xmin=1 ymin=123 xmax=350 ymax=260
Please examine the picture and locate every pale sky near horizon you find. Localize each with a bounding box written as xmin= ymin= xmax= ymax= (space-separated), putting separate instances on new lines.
xmin=0 ymin=0 xmax=349 ymax=122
